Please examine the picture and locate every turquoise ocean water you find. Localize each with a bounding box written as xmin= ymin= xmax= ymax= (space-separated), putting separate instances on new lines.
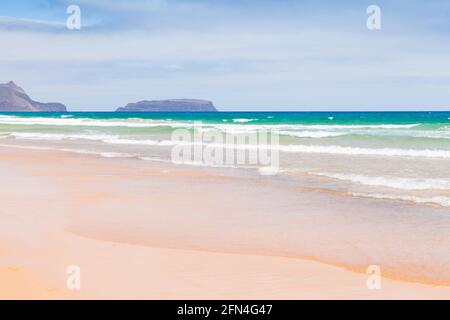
xmin=0 ymin=111 xmax=449 ymax=207
xmin=1 ymin=111 xmax=450 ymax=284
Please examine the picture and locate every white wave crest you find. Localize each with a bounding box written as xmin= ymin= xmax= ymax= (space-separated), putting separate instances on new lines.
xmin=0 ymin=143 xmax=138 ymax=159
xmin=10 ymin=132 xmax=115 ymax=141
xmin=351 ymin=192 xmax=450 ymax=208
xmin=279 ymin=144 xmax=450 ymax=158
xmin=0 ymin=115 xmax=420 ymax=131
xmin=232 ymin=118 xmax=257 ymax=123
xmin=313 ymin=172 xmax=450 ymax=190
xmin=209 ymin=123 xmax=420 ymax=133
xmin=7 ymin=131 xmax=450 ymax=159
xmin=0 ymin=115 xmax=192 ymax=128
xmin=278 ymin=131 xmax=346 ymax=138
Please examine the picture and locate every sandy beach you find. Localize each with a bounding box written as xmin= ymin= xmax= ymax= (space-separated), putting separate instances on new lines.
xmin=2 ymin=0 xmax=450 ymax=303
xmin=0 ymin=145 xmax=449 ymax=299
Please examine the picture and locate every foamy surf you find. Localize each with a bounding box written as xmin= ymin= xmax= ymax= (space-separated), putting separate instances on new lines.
xmin=0 ymin=115 xmax=422 ymax=131
xmin=278 ymin=131 xmax=346 ymax=138
xmin=351 ymin=192 xmax=450 ymax=208
xmin=6 ymin=131 xmax=450 ymax=159
xmin=279 ymin=144 xmax=450 ymax=159
xmin=1 ymin=112 xmax=449 ymax=207
xmin=313 ymin=172 xmax=450 ymax=190
xmin=0 ymin=115 xmax=193 ymax=128
xmin=0 ymin=143 xmax=139 ymax=159
xmin=232 ymin=118 xmax=257 ymax=123
xmin=10 ymin=132 xmax=115 ymax=142
xmin=207 ymin=123 xmax=421 ymax=133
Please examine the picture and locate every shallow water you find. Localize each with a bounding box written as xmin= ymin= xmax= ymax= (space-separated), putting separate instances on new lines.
xmin=0 ymin=111 xmax=449 ymax=207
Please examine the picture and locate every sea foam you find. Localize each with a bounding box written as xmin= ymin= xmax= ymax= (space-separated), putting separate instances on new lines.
xmin=7 ymin=131 xmax=450 ymax=159
xmin=351 ymin=192 xmax=450 ymax=208
xmin=313 ymin=172 xmax=450 ymax=190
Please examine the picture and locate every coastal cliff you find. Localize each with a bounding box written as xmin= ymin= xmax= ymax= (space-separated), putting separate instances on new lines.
xmin=0 ymin=81 xmax=67 ymax=112
xmin=116 ymin=99 xmax=217 ymax=112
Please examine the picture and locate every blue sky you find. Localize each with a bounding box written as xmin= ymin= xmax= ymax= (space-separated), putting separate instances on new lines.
xmin=1 ymin=0 xmax=450 ymax=111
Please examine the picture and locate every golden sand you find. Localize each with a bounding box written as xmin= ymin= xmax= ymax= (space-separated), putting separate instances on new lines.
xmin=0 ymin=146 xmax=449 ymax=299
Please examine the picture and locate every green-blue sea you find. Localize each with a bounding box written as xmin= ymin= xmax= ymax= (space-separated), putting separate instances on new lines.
xmin=0 ymin=111 xmax=449 ymax=207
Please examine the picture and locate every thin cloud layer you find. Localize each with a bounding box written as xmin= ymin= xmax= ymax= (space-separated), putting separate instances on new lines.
xmin=1 ymin=0 xmax=449 ymax=110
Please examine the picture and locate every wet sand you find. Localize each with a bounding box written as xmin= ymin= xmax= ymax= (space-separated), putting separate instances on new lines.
xmin=0 ymin=146 xmax=449 ymax=299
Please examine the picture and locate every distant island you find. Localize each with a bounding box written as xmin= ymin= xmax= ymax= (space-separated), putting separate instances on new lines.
xmin=0 ymin=81 xmax=216 ymax=113
xmin=116 ymin=99 xmax=218 ymax=112
xmin=0 ymin=81 xmax=67 ymax=112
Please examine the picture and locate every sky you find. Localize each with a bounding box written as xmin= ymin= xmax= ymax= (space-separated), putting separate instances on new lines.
xmin=1 ymin=0 xmax=450 ymax=111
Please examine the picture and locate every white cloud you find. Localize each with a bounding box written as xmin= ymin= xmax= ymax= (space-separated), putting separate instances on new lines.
xmin=0 ymin=16 xmax=66 ymax=30
xmin=1 ymin=1 xmax=450 ymax=110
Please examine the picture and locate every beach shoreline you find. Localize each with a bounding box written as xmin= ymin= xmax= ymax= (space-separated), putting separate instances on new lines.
xmin=0 ymin=145 xmax=449 ymax=299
